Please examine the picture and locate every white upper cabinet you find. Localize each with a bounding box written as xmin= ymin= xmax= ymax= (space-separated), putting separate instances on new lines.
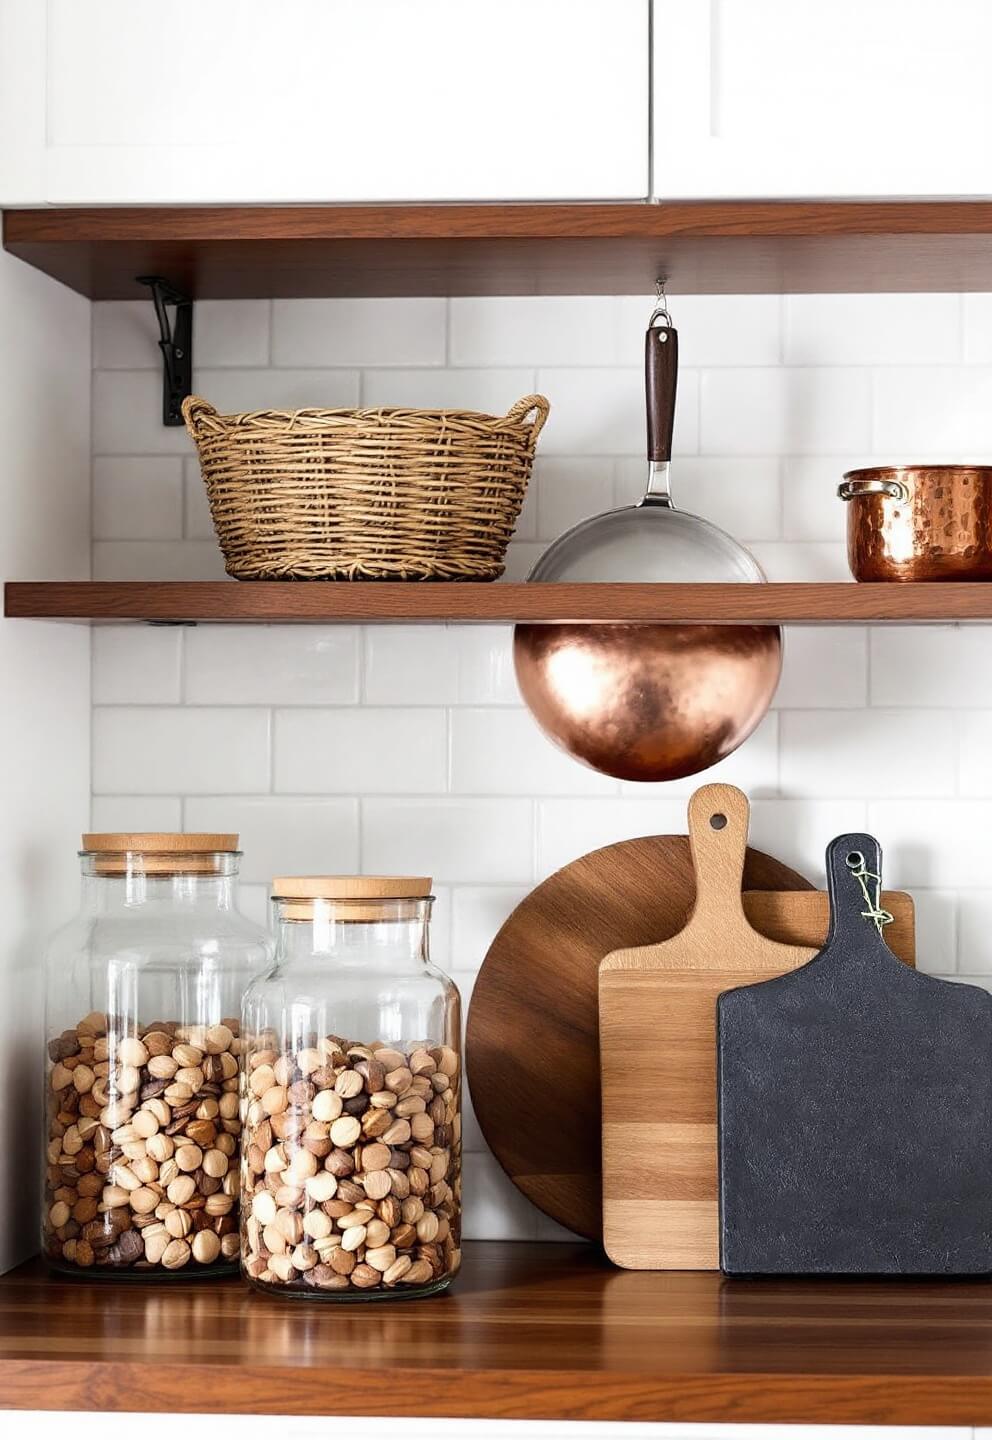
xmin=653 ymin=0 xmax=992 ymax=198
xmin=5 ymin=0 xmax=648 ymax=205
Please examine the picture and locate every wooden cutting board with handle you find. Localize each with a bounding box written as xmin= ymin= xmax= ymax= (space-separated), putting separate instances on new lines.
xmin=599 ymin=782 xmax=915 ymax=1270
xmin=718 ymin=831 xmax=992 ymax=1276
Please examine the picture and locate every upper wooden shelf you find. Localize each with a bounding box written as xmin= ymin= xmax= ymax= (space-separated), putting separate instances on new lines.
xmin=3 ymin=1243 xmax=992 ymax=1423
xmin=10 ymin=201 xmax=992 ymax=297
xmin=7 ymin=580 xmax=992 ymax=625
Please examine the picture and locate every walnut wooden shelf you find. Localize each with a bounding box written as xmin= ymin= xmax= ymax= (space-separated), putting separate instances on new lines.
xmin=11 ymin=201 xmax=992 ymax=297
xmin=7 ymin=580 xmax=992 ymax=625
xmin=4 ymin=1243 xmax=992 ymax=1422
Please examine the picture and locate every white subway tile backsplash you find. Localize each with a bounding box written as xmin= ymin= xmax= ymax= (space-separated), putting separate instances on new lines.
xmin=536 ymin=797 xmax=689 ymax=878
xmin=748 ymin=800 xmax=869 ymax=885
xmin=538 ymin=367 xmax=697 ymax=456
xmin=93 ymin=457 xmax=183 ymax=541
xmin=93 ymin=626 xmax=182 ymax=705
xmin=615 ymin=295 xmax=782 ymax=368
xmin=183 ymin=797 xmax=360 ymax=885
xmin=750 ymin=540 xmax=850 ymax=581
xmin=773 ymin=628 xmax=868 ymax=710
xmin=93 ymin=370 xmax=192 ymax=455
xmin=957 ymin=712 xmax=992 ymax=794
xmin=871 ymin=626 xmax=992 ymax=706
xmin=963 ymin=293 xmax=992 ymax=363
xmin=93 ymin=301 xmax=160 ymax=370
xmin=909 ymin=890 xmax=957 ymax=975
xmin=89 ymin=795 xmax=183 ymax=833
xmin=957 ymin=891 xmax=992 ymax=971
xmin=450 ymin=887 xmax=530 ymax=968
xmin=273 ymin=299 xmax=445 ymax=368
xmin=615 ymin=456 xmax=782 ymax=541
xmin=92 ymin=539 xmax=228 ymax=581
xmin=701 ymin=368 xmax=871 ymax=455
xmin=785 ymin=294 xmax=960 ymax=367
xmin=275 ymin=708 xmax=447 ymax=794
xmin=361 ymin=368 xmax=533 ymax=414
xmin=364 ymin=625 xmax=459 ymax=705
xmin=782 ymin=456 xmax=861 ymax=542
xmin=195 ymin=301 xmax=271 ymax=368
xmin=362 ymin=799 xmax=533 ymax=884
xmin=868 ymin=800 xmax=992 ymax=888
xmin=185 ymin=625 xmax=360 ymax=706
xmin=453 ymin=626 xmax=520 ymax=705
xmin=194 ymin=367 xmax=360 ymax=413
xmin=781 ymin=710 xmax=955 ymax=798
xmin=93 ymin=707 xmax=270 ymax=795
xmin=873 ymin=366 xmax=992 ymax=454
xmin=535 ymin=457 xmax=614 ymax=541
xmin=451 ymin=296 xmax=616 ymax=367
xmin=451 ymin=708 xmax=618 ymax=796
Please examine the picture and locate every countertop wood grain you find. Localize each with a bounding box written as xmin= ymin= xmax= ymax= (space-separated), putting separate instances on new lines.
xmin=3 ymin=1244 xmax=992 ymax=1421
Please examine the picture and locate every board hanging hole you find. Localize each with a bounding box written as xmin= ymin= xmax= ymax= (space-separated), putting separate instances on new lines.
xmin=710 ymin=813 xmax=728 ymax=830
xmin=846 ymin=850 xmax=865 ymax=869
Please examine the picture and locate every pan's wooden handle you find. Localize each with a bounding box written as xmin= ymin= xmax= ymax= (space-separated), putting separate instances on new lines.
xmin=645 ymin=323 xmax=678 ymax=464
xmin=686 ymin=783 xmax=751 ymax=932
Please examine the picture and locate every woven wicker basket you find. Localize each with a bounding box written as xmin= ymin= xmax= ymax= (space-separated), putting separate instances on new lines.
xmin=182 ymin=393 xmax=550 ymax=581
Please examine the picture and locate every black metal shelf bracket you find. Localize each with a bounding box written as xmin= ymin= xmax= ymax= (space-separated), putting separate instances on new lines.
xmin=137 ymin=275 xmax=193 ymax=426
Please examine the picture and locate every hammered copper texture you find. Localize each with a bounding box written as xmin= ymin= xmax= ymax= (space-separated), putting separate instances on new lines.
xmin=513 ymin=622 xmax=782 ymax=782
xmin=845 ymin=466 xmax=992 ymax=581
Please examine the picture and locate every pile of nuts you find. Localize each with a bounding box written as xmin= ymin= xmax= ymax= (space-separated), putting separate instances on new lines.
xmin=44 ymin=1011 xmax=242 ymax=1272
xmin=241 ymin=1036 xmax=461 ymax=1294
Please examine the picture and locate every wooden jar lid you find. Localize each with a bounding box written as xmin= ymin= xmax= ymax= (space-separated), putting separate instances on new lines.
xmin=272 ymin=876 xmax=432 ymax=900
xmin=272 ymin=876 xmax=432 ymax=921
xmin=82 ymin=833 xmax=240 ymax=853
xmin=82 ymin=834 xmax=240 ymax=876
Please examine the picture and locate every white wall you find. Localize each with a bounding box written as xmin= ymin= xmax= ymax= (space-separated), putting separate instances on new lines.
xmin=90 ymin=292 xmax=992 ymax=1241
xmin=0 ymin=249 xmax=90 ymax=1270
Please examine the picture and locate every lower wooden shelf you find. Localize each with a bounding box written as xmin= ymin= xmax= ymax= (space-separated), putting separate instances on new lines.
xmin=3 ymin=1243 xmax=992 ymax=1422
xmin=8 ymin=579 xmax=992 ymax=625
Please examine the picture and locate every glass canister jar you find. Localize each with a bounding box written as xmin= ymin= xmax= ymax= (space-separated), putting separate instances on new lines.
xmin=241 ymin=876 xmax=462 ymax=1299
xmin=43 ymin=833 xmax=272 ymax=1277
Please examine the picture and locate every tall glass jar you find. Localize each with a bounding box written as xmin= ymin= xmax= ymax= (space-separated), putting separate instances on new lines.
xmin=241 ymin=876 xmax=462 ymax=1299
xmin=43 ymin=833 xmax=272 ymax=1277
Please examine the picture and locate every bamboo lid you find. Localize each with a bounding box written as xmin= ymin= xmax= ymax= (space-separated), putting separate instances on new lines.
xmin=272 ymin=876 xmax=432 ymax=900
xmin=82 ymin=834 xmax=240 ymax=876
xmin=82 ymin=833 xmax=240 ymax=854
xmin=272 ymin=875 xmax=433 ymax=921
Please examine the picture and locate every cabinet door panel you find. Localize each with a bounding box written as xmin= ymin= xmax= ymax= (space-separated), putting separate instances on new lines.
xmin=654 ymin=0 xmax=992 ymax=198
xmin=42 ymin=0 xmax=647 ymax=202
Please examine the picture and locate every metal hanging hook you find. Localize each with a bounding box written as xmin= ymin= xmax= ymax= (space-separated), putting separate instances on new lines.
xmin=649 ymin=276 xmax=672 ymax=331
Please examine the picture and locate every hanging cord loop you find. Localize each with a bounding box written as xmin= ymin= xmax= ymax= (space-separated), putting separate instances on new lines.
xmin=845 ymin=850 xmax=894 ymax=934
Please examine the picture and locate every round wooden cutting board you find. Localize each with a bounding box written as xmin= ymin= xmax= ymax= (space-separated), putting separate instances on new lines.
xmin=465 ymin=833 xmax=812 ymax=1242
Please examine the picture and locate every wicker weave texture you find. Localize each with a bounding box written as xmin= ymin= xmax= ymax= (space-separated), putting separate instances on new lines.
xmin=183 ymin=394 xmax=550 ymax=581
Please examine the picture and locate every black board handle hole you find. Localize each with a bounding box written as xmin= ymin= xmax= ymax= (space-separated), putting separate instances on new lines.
xmin=846 ymin=850 xmax=865 ymax=869
xmin=710 ymin=813 xmax=728 ymax=830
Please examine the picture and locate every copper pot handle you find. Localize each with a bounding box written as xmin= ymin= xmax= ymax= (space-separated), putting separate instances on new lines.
xmin=838 ymin=477 xmax=909 ymax=502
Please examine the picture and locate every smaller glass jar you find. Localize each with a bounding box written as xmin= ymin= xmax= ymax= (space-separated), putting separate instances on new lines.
xmin=43 ymin=833 xmax=272 ymax=1278
xmin=241 ymin=876 xmax=462 ymax=1299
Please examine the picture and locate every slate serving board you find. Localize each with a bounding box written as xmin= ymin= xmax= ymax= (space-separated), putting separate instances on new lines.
xmin=718 ymin=831 xmax=992 ymax=1276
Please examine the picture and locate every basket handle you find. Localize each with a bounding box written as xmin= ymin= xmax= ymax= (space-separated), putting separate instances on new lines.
xmin=181 ymin=395 xmax=219 ymax=438
xmin=504 ymin=394 xmax=550 ymax=443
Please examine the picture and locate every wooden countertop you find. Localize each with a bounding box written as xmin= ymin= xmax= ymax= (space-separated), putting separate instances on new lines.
xmin=3 ymin=1243 xmax=992 ymax=1422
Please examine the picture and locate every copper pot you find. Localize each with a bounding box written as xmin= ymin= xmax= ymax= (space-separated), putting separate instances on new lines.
xmin=839 ymin=465 xmax=992 ymax=581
